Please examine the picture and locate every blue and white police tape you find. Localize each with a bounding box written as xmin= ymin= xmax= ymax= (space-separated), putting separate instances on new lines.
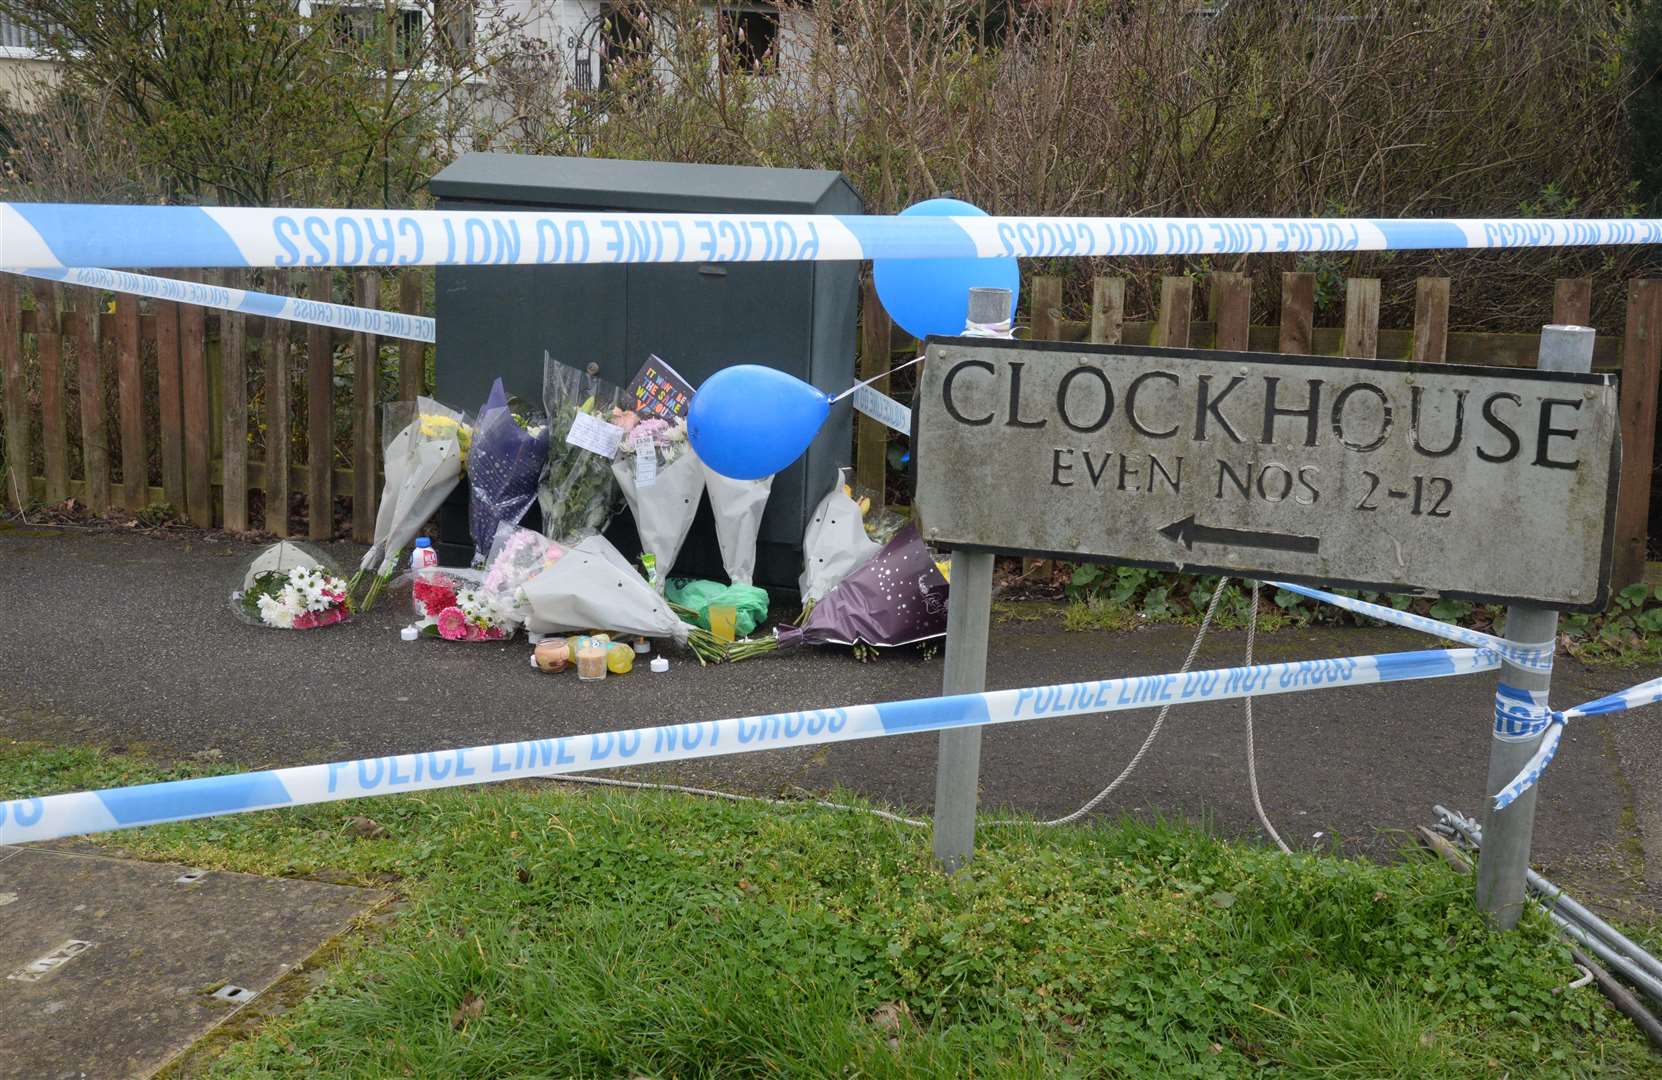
xmin=1493 ymin=675 xmax=1662 ymax=810
xmin=0 ymin=646 xmax=1495 ymax=846
xmin=10 ymin=266 xmax=434 ymax=344
xmin=1267 ymin=581 xmax=1555 ymax=672
xmin=4 ymin=203 xmax=1662 ymax=269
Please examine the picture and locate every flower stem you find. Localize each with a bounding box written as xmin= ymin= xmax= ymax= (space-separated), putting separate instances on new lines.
xmin=360 ymin=572 xmax=391 ymax=612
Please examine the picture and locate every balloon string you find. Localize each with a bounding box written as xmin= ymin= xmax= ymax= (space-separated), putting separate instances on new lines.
xmin=830 ymin=353 xmax=926 ymax=403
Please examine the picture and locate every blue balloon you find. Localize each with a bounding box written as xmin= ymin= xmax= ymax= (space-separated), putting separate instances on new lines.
xmin=873 ymin=198 xmax=1020 ymax=341
xmin=689 ymin=365 xmax=830 ymax=480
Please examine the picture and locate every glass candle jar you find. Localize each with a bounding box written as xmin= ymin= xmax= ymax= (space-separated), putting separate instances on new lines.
xmin=575 ymin=637 xmax=608 ymax=682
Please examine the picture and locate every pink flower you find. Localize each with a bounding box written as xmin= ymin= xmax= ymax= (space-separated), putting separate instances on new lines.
xmin=614 ymin=410 xmax=640 ymax=434
xmin=436 ymin=607 xmax=468 ymax=640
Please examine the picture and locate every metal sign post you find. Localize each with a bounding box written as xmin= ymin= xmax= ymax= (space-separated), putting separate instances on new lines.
xmin=932 ymin=287 xmax=1012 ymax=872
xmin=1476 ymin=325 xmax=1596 ymax=928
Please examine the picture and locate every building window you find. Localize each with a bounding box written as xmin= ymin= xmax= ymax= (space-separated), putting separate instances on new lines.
xmin=314 ymin=3 xmax=425 ymax=69
xmin=0 ymin=12 xmax=48 ymax=55
xmin=724 ymin=5 xmax=778 ymax=75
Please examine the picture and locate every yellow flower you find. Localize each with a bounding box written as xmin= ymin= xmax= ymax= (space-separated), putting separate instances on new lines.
xmin=936 ymin=559 xmax=951 ymax=582
xmin=419 ymin=413 xmax=472 ymax=457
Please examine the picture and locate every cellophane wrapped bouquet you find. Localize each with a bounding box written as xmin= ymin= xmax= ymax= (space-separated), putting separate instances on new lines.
xmin=522 ymin=534 xmax=725 ymax=664
xmin=701 ymin=459 xmax=773 ymax=587
xmin=538 ymin=353 xmax=626 ymax=543
xmin=408 ymin=567 xmax=513 ymax=642
xmin=728 ymin=523 xmax=949 ymax=661
xmin=478 ymin=524 xmax=566 ymax=631
xmin=796 ymin=468 xmax=906 ymax=622
xmin=612 ymin=413 xmax=701 ymax=591
xmin=467 ymin=378 xmax=549 ymax=566
xmin=231 ymin=541 xmax=351 ymax=630
xmin=351 ymin=398 xmax=470 ymax=610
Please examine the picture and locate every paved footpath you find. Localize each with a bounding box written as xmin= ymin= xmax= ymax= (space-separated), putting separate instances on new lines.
xmin=3 ymin=523 xmax=1660 ymax=912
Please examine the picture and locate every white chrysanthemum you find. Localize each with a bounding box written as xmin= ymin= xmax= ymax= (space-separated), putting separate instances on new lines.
xmin=256 ymin=593 xmax=296 ymax=629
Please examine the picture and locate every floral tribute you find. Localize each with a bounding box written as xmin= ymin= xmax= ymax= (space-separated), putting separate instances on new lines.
xmin=239 ymin=565 xmax=351 ymax=630
xmin=412 ymin=570 xmax=511 ymax=642
xmin=231 ymin=542 xmax=352 ymax=631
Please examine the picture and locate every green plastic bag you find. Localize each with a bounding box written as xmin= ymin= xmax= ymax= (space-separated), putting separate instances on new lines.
xmin=667 ymin=578 xmax=770 ymax=637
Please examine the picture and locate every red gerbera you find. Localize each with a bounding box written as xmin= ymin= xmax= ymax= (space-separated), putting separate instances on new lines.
xmin=413 ymin=577 xmax=458 ymax=617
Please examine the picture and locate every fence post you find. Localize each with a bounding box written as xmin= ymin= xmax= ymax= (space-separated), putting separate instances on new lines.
xmin=1154 ymin=276 xmax=1193 ymax=348
xmin=1413 ymin=277 xmax=1451 ymax=363
xmin=1213 ymin=272 xmax=1251 ymax=352
xmin=1279 ymin=272 xmax=1314 ymax=355
xmin=1089 ymin=277 xmax=1124 ymax=344
xmin=1475 ymin=324 xmax=1593 ymax=930
xmin=153 ymin=285 xmax=186 ymax=511
xmin=262 ymin=271 xmax=292 ymax=538
xmin=1614 ymin=280 xmax=1662 ymax=587
xmin=30 ymin=281 xmax=69 ymax=505
xmin=220 ymin=271 xmax=249 ymax=532
xmin=398 ymin=271 xmax=425 ymax=402
xmin=856 ymin=277 xmax=891 ymax=510
xmin=306 ymin=270 xmax=333 ymax=541
xmin=72 ymin=293 xmax=111 ymax=515
xmin=1553 ymin=279 xmax=1593 ymax=327
xmin=0 ymin=276 xmax=25 ymax=508
xmin=351 ymin=272 xmax=379 ymax=544
xmin=931 ymin=286 xmax=1008 ymax=873
xmin=1343 ymin=278 xmax=1381 ymax=358
xmin=115 ymin=293 xmax=146 ymax=509
xmin=1030 ymin=276 xmax=1063 ymax=342
xmin=177 ymin=272 xmax=212 ymax=527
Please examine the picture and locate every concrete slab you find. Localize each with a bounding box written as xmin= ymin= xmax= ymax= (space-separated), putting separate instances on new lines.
xmin=0 ymin=848 xmax=381 ymax=1079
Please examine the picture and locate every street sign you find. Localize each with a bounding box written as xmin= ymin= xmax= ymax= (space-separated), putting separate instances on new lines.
xmin=913 ymin=338 xmax=1621 ymax=610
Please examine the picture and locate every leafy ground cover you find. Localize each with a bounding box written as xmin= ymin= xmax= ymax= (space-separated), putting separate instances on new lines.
xmin=1049 ymin=565 xmax=1662 ymax=666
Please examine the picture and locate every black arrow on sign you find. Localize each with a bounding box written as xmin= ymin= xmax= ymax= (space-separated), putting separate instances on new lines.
xmin=1158 ymin=515 xmax=1321 ymax=555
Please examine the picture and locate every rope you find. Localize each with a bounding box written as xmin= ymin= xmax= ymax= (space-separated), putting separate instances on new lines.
xmin=1243 ymin=580 xmax=1292 ymax=853
xmin=986 ymin=575 xmax=1230 ymax=828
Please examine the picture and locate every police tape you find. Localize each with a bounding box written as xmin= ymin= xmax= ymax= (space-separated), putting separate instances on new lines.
xmin=10 ymin=266 xmax=435 ymax=344
xmin=1266 ymin=581 xmax=1555 ymax=671
xmin=0 ymin=646 xmax=1496 ymax=846
xmin=3 ymin=203 xmax=1661 ymax=269
xmin=1265 ymin=579 xmax=1662 ymax=808
xmin=1493 ymin=675 xmax=1662 ymax=810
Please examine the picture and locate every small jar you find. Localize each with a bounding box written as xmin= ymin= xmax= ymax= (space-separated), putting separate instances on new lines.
xmin=575 ymin=637 xmax=608 ymax=682
xmin=533 ymin=639 xmax=570 ymax=672
xmin=606 ymin=642 xmax=635 ymax=674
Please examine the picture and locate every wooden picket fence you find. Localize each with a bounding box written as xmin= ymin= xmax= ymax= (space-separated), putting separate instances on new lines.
xmin=4 ymin=264 xmax=1660 ymax=589
xmin=854 ymin=271 xmax=1662 ymax=589
xmin=0 ymin=269 xmax=428 ymax=543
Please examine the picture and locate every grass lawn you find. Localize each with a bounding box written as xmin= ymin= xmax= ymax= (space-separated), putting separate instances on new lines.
xmin=2 ymin=741 xmax=1656 ymax=1078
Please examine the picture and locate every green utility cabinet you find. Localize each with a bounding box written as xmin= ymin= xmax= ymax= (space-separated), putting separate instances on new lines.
xmin=429 ymin=152 xmax=864 ymax=587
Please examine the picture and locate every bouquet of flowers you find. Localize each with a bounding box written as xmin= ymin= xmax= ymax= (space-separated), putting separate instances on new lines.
xmin=612 ymin=413 xmax=701 ymax=591
xmin=727 ymin=524 xmax=949 ymax=661
xmin=521 ymin=534 xmax=725 ymax=664
xmin=798 ymin=468 xmax=882 ymax=616
xmin=409 ymin=567 xmax=512 ymax=642
xmin=701 ymin=461 xmax=773 ymax=587
xmin=538 ymin=353 xmax=626 ymax=543
xmin=478 ymin=524 xmax=566 ymax=631
xmin=351 ymin=397 xmax=470 ymax=610
xmin=231 ymin=541 xmax=350 ymax=630
xmin=467 ymin=378 xmax=549 ymax=566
